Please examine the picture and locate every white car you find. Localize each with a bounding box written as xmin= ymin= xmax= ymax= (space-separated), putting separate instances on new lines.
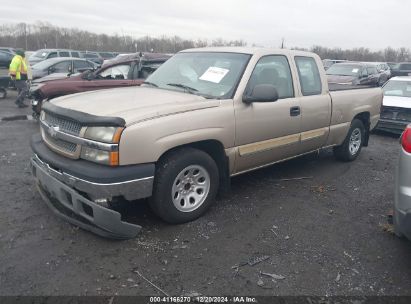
xmin=377 ymin=76 xmax=411 ymax=134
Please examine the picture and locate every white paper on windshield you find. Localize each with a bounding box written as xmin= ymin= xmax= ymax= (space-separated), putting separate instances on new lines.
xmin=352 ymin=68 xmax=359 ymax=73
xmin=199 ymin=67 xmax=229 ymax=83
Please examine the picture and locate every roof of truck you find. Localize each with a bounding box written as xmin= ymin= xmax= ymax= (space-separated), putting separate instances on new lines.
xmin=180 ymin=47 xmax=317 ymax=57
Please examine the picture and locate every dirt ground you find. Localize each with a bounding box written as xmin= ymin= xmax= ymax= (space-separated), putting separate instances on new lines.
xmin=1 ymin=90 xmax=411 ymax=296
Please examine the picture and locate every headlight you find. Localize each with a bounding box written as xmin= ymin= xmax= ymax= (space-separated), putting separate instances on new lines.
xmin=81 ymin=126 xmax=123 ymax=166
xmin=84 ymin=126 xmax=123 ymax=143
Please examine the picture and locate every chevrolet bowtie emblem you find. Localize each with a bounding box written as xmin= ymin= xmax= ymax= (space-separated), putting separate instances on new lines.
xmin=47 ymin=125 xmax=59 ymax=138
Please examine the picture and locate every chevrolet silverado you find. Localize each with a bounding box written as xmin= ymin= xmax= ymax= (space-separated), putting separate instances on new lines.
xmin=30 ymin=47 xmax=382 ymax=238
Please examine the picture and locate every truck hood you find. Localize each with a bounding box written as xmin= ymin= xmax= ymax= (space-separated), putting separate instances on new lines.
xmin=383 ymin=95 xmax=411 ymax=109
xmin=327 ymin=75 xmax=357 ymax=84
xmin=51 ymin=86 xmax=221 ymax=125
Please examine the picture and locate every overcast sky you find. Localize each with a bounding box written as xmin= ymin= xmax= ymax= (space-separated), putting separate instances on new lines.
xmin=0 ymin=0 xmax=410 ymax=50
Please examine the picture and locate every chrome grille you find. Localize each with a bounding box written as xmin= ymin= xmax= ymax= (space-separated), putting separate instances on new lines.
xmin=44 ymin=132 xmax=77 ymax=153
xmin=44 ymin=112 xmax=82 ymax=135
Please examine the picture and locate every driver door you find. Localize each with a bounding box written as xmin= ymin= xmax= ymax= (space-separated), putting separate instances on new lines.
xmin=234 ymin=55 xmax=302 ymax=173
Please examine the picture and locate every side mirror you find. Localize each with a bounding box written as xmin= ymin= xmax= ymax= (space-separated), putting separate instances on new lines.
xmin=48 ymin=67 xmax=56 ymax=74
xmin=243 ymin=84 xmax=279 ymax=104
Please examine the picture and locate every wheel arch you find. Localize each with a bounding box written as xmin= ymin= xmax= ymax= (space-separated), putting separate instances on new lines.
xmin=353 ymin=111 xmax=370 ymax=146
xmin=157 ymin=139 xmax=231 ymax=195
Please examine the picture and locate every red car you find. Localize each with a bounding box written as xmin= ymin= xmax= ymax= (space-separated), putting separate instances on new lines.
xmin=30 ymin=53 xmax=171 ymax=116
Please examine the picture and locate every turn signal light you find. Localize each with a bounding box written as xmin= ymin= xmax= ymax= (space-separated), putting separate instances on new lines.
xmin=401 ymin=125 xmax=411 ymax=153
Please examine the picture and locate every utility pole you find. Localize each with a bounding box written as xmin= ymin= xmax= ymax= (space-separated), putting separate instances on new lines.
xmin=24 ymin=23 xmax=28 ymax=50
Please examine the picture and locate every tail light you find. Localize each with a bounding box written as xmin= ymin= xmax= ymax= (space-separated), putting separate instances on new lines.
xmin=401 ymin=125 xmax=411 ymax=153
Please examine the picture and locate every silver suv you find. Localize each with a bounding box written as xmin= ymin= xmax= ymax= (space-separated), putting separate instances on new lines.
xmin=29 ymin=49 xmax=81 ymax=65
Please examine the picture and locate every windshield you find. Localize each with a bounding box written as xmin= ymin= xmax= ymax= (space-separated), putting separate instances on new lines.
xmin=145 ymin=52 xmax=251 ymax=99
xmin=32 ymin=50 xmax=49 ymax=59
xmin=326 ymin=64 xmax=361 ymax=76
xmin=383 ymin=80 xmax=411 ymax=97
xmin=32 ymin=60 xmax=54 ymax=70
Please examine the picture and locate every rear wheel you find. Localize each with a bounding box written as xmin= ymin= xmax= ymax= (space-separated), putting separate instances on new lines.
xmin=333 ymin=119 xmax=365 ymax=161
xmin=150 ymin=147 xmax=219 ymax=224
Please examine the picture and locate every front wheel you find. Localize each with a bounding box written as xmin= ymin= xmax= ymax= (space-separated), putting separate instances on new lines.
xmin=333 ymin=119 xmax=365 ymax=161
xmin=149 ymin=147 xmax=219 ymax=224
xmin=0 ymin=88 xmax=6 ymax=99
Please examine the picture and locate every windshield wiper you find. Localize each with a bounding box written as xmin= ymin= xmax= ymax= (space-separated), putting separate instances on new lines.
xmin=166 ymin=83 xmax=198 ymax=93
xmin=142 ymin=81 xmax=158 ymax=87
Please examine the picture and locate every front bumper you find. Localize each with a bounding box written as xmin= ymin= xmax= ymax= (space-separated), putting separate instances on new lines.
xmin=30 ymin=134 xmax=155 ymax=239
xmin=376 ymin=119 xmax=408 ymax=134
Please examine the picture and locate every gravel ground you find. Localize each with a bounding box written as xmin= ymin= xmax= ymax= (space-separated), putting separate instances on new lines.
xmin=1 ymin=91 xmax=411 ymax=296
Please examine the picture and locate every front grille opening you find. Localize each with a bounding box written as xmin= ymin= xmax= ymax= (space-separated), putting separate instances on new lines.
xmin=44 ymin=112 xmax=82 ymax=135
xmin=44 ymin=132 xmax=77 ymax=153
xmin=81 ymin=202 xmax=94 ymax=218
xmin=61 ymin=189 xmax=73 ymax=206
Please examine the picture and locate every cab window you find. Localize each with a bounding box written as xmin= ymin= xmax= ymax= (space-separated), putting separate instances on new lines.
xmin=295 ymin=56 xmax=322 ymax=96
xmin=246 ymin=55 xmax=294 ymax=99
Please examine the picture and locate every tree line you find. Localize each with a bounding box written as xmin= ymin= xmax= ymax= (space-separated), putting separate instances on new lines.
xmin=0 ymin=22 xmax=409 ymax=62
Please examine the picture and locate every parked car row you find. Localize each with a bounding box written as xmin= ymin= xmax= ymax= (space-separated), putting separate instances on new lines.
xmin=28 ymin=48 xmax=118 ymax=66
xmin=326 ymin=62 xmax=383 ymax=87
xmin=29 ymin=52 xmax=171 ymax=117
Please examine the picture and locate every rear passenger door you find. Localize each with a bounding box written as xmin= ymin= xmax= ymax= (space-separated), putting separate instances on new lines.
xmin=234 ymin=55 xmax=302 ymax=173
xmin=294 ymin=56 xmax=331 ymax=153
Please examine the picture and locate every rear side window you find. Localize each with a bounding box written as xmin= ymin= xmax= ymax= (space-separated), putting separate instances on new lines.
xmin=295 ymin=56 xmax=322 ymax=96
xmin=59 ymin=51 xmax=70 ymax=57
xmin=246 ymin=55 xmax=294 ymax=99
xmin=71 ymin=52 xmax=80 ymax=58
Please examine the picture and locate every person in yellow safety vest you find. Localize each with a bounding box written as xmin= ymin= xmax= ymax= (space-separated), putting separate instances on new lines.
xmin=9 ymin=49 xmax=28 ymax=108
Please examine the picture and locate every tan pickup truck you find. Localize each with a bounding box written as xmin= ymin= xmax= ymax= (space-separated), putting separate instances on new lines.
xmin=30 ymin=47 xmax=382 ymax=238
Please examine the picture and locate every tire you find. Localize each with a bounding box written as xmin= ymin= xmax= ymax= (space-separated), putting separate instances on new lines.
xmin=33 ymin=99 xmax=43 ymax=116
xmin=149 ymin=147 xmax=219 ymax=224
xmin=0 ymin=88 xmax=6 ymax=99
xmin=333 ymin=119 xmax=365 ymax=162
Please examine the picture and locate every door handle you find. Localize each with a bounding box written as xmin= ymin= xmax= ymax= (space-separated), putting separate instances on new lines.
xmin=290 ymin=106 xmax=301 ymax=117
